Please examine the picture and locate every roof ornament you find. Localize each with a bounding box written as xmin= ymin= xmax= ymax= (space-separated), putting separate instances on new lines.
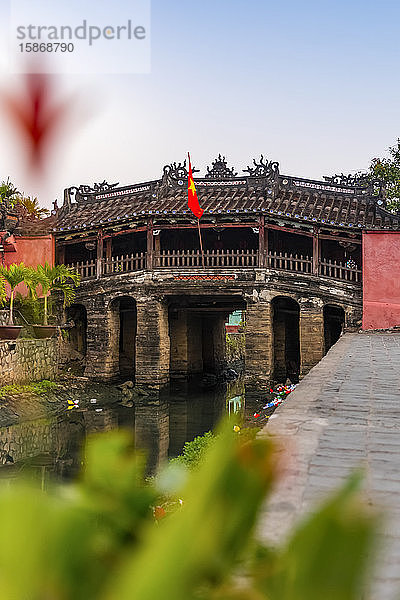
xmin=160 ymin=160 xmax=199 ymax=192
xmin=77 ymin=181 xmax=120 ymax=196
xmin=243 ymin=155 xmax=280 ymax=179
xmin=324 ymin=172 xmax=386 ymax=206
xmin=323 ymin=173 xmax=370 ymax=188
xmin=205 ymin=154 xmax=237 ymax=179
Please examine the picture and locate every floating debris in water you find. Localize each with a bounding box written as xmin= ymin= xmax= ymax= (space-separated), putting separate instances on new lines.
xmin=67 ymin=400 xmax=79 ymax=410
xmin=233 ymin=425 xmax=241 ymax=433
xmin=254 ymin=384 xmax=297 ymax=420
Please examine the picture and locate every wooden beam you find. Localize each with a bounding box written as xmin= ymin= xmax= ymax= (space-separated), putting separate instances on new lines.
xmin=96 ymin=229 xmax=103 ymax=279
xmin=57 ymin=244 xmax=65 ymax=265
xmin=312 ymin=228 xmax=320 ymax=275
xmin=146 ymin=218 xmax=153 ymax=270
xmin=154 ymin=231 xmax=160 ymax=267
xmin=319 ymin=233 xmax=361 ymax=244
xmin=258 ymin=215 xmax=265 ymax=267
xmin=105 ymin=238 xmax=112 ymax=262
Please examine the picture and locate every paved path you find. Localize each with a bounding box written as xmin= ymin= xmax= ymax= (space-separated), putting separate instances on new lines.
xmin=259 ymin=333 xmax=400 ymax=600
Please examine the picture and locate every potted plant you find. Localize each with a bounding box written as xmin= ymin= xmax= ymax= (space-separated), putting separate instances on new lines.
xmin=0 ymin=263 xmax=33 ymax=339
xmin=32 ymin=263 xmax=81 ymax=338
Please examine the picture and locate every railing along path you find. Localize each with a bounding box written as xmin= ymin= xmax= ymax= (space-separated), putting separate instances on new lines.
xmin=66 ymin=249 xmax=361 ymax=283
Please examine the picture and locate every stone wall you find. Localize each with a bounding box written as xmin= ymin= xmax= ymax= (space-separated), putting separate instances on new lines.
xmin=0 ymin=339 xmax=59 ymax=386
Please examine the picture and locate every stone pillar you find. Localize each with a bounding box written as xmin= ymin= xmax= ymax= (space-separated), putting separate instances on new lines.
xmin=245 ymin=300 xmax=274 ymax=389
xmin=273 ymin=317 xmax=286 ymax=381
xmin=84 ymin=300 xmax=119 ymax=381
xmin=213 ymin=314 xmax=227 ymax=372
xmin=135 ymin=297 xmax=170 ymax=389
xmin=169 ymin=310 xmax=189 ymax=379
xmin=201 ymin=314 xmax=227 ymax=374
xmin=187 ymin=313 xmax=203 ymax=374
xmin=299 ymin=297 xmax=324 ymax=378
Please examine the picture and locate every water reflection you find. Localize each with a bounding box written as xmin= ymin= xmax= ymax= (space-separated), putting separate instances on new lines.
xmin=0 ymin=376 xmax=265 ymax=481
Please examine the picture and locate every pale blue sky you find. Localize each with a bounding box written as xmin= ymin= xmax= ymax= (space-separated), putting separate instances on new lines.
xmin=1 ymin=0 xmax=400 ymax=207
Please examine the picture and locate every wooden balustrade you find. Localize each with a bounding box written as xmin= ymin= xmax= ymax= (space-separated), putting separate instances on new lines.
xmin=155 ymin=249 xmax=258 ymax=268
xmin=66 ymin=249 xmax=361 ymax=284
xmin=66 ymin=260 xmax=96 ymax=279
xmin=104 ymin=252 xmax=146 ymax=274
xmin=266 ymin=251 xmax=312 ymax=274
xmin=320 ymin=258 xmax=361 ymax=282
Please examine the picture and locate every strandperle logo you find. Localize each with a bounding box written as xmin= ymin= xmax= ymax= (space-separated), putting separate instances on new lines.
xmin=16 ymin=20 xmax=146 ymax=46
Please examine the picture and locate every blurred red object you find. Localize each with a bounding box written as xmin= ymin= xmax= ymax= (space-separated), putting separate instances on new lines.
xmin=154 ymin=506 xmax=166 ymax=521
xmin=1 ymin=71 xmax=71 ymax=172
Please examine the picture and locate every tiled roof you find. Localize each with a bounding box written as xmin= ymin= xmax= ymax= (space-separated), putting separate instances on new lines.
xmin=54 ymin=179 xmax=400 ymax=234
xmin=15 ymin=215 xmax=56 ymax=236
xmin=53 ymin=155 xmax=400 ymax=234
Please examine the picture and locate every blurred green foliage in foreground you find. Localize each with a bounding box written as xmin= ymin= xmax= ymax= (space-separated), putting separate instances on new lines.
xmin=0 ymin=423 xmax=377 ymax=599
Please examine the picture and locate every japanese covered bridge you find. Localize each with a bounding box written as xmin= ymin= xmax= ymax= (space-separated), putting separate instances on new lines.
xmin=53 ymin=155 xmax=399 ymax=390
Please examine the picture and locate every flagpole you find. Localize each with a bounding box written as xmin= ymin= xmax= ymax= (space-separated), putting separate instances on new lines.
xmin=197 ymin=218 xmax=205 ymax=267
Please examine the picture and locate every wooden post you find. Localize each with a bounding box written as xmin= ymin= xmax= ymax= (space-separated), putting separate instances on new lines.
xmin=96 ymin=229 xmax=103 ymax=278
xmin=58 ymin=244 xmax=66 ymax=266
xmin=154 ymin=230 xmax=160 ymax=267
xmin=312 ymin=228 xmax=320 ymax=275
xmin=146 ymin=218 xmax=154 ymax=270
xmin=264 ymin=226 xmax=269 ymax=267
xmin=258 ymin=216 xmax=265 ymax=267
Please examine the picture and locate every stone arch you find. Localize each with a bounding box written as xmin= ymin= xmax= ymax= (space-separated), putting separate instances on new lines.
xmin=65 ymin=303 xmax=87 ymax=356
xmin=324 ymin=304 xmax=345 ymax=353
xmin=108 ymin=295 xmax=137 ymax=379
xmin=272 ymin=296 xmax=300 ymax=383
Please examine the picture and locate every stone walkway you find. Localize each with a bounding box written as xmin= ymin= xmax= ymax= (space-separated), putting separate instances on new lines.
xmin=259 ymin=333 xmax=400 ymax=600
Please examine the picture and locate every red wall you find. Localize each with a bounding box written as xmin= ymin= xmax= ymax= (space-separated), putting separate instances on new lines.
xmin=363 ymin=231 xmax=400 ymax=329
xmin=3 ymin=235 xmax=54 ymax=296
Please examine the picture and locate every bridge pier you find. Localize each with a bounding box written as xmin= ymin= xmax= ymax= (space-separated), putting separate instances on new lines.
xmin=135 ymin=297 xmax=170 ymax=389
xmin=170 ymin=311 xmax=203 ymax=378
xmin=84 ymin=300 xmax=120 ymax=380
xmin=245 ymin=300 xmax=274 ymax=390
xmin=299 ymin=297 xmax=324 ymax=378
xmin=202 ymin=314 xmax=227 ymax=374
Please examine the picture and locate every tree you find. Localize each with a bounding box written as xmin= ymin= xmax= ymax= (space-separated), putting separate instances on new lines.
xmin=0 ymin=263 xmax=34 ymax=325
xmin=16 ymin=196 xmax=50 ymax=220
xmin=0 ymin=178 xmax=20 ymax=209
xmin=368 ymin=139 xmax=400 ymax=212
xmin=34 ymin=263 xmax=81 ymax=325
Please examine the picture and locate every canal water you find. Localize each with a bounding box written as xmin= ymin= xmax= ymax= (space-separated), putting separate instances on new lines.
xmin=0 ymin=376 xmax=273 ymax=482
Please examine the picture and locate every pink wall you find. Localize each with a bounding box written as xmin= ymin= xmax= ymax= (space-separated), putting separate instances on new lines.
xmin=3 ymin=235 xmax=54 ymax=296
xmin=363 ymin=231 xmax=400 ymax=329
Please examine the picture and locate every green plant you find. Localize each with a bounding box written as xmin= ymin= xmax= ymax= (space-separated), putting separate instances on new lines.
xmin=0 ymin=380 xmax=58 ymax=399
xmin=0 ymin=178 xmax=20 ymax=209
xmin=0 ymin=263 xmax=36 ymax=325
xmin=15 ymin=195 xmax=50 ymax=220
xmin=170 ymin=431 xmax=215 ymax=469
xmin=0 ymin=424 xmax=379 ymax=600
xmin=33 ymin=263 xmax=81 ymax=325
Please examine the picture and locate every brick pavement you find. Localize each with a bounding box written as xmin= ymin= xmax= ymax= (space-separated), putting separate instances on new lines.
xmin=258 ymin=333 xmax=400 ymax=600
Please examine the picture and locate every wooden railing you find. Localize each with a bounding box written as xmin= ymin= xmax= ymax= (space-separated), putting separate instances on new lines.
xmin=155 ymin=249 xmax=258 ymax=268
xmin=66 ymin=249 xmax=361 ymax=284
xmin=266 ymin=251 xmax=312 ymax=274
xmin=320 ymin=258 xmax=361 ymax=282
xmin=104 ymin=253 xmax=146 ymax=274
xmin=67 ymin=260 xmax=96 ymax=279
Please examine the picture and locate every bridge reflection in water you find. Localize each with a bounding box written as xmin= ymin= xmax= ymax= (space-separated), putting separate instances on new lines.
xmin=0 ymin=377 xmax=261 ymax=482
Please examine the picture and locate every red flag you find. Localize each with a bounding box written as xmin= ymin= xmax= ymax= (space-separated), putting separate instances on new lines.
xmin=188 ymin=153 xmax=203 ymax=219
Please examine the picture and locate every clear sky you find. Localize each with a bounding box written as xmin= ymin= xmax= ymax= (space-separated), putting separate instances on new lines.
xmin=1 ymin=0 xmax=400 ymax=208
